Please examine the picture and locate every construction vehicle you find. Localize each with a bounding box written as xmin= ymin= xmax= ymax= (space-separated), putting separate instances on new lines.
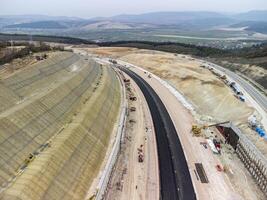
xmin=137 ymin=145 xmax=144 ymax=163
xmin=130 ymin=107 xmax=136 ymax=112
xmin=21 ymin=153 xmax=35 ymax=169
xmin=191 ymin=121 xmax=229 ymax=136
xmin=216 ymin=164 xmax=224 ymax=172
xmin=220 ymin=75 xmax=227 ymax=80
xmin=191 ymin=125 xmax=203 ymax=136
xmin=129 ymin=119 xmax=136 ymax=123
xmin=109 ymin=59 xmax=117 ymax=64
xmin=138 ymin=153 xmax=144 ymax=162
xmin=129 ymin=96 xmax=137 ymax=101
xmin=248 ymin=115 xmax=257 ymax=128
xmin=213 ymin=138 xmax=221 ymax=154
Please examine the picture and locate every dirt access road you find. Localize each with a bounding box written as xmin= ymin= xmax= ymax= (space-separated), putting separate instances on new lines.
xmin=103 ymin=67 xmax=159 ymax=200
xmin=121 ymin=66 xmax=196 ymax=199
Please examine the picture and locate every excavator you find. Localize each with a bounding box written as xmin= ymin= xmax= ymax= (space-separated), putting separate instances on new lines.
xmin=191 ymin=121 xmax=230 ymax=136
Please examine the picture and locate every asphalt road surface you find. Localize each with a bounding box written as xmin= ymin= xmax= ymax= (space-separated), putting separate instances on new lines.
xmin=211 ymin=63 xmax=267 ymax=112
xmin=120 ymin=67 xmax=196 ymax=200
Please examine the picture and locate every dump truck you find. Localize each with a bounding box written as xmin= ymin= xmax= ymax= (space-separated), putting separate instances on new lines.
xmin=138 ymin=154 xmax=144 ymax=163
xmin=137 ymin=145 xmax=144 ymax=163
xmin=129 ymin=96 xmax=137 ymax=101
xmin=130 ymin=107 xmax=136 ymax=112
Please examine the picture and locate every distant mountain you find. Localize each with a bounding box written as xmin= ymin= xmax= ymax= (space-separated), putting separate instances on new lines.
xmin=1 ymin=10 xmax=267 ymax=34
xmin=108 ymin=11 xmax=230 ymax=25
xmin=5 ymin=21 xmax=67 ymax=29
xmin=173 ymin=17 xmax=236 ymax=30
xmin=233 ymin=10 xmax=267 ymax=22
xmin=0 ymin=14 xmax=82 ymax=22
xmin=0 ymin=15 xmax=83 ymax=28
xmin=3 ymin=12 xmax=232 ymax=30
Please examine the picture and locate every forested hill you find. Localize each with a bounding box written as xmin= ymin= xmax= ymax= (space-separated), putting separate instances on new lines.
xmin=100 ymin=41 xmax=267 ymax=58
xmin=1 ymin=33 xmax=267 ymax=59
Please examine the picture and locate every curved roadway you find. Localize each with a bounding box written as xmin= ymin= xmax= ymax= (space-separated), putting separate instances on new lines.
xmin=120 ymin=67 xmax=196 ymax=200
xmin=210 ymin=63 xmax=267 ymax=112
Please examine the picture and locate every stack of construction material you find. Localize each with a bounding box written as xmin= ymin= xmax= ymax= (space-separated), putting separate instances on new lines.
xmin=255 ymin=127 xmax=266 ymax=137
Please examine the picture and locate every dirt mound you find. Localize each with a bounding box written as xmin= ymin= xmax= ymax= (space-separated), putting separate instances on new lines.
xmin=180 ymin=75 xmax=198 ymax=81
xmin=201 ymin=79 xmax=224 ymax=87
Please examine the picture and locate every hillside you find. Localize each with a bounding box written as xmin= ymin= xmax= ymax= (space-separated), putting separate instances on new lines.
xmin=0 ymin=15 xmax=82 ymax=28
xmin=231 ymin=21 xmax=267 ymax=34
xmin=109 ymin=11 xmax=230 ymax=25
xmin=0 ymin=11 xmax=266 ymax=48
xmin=1 ymin=33 xmax=266 ymax=88
xmin=99 ymin=41 xmax=267 ymax=88
xmin=233 ymin=10 xmax=267 ymax=22
xmin=5 ymin=21 xmax=67 ymax=29
xmin=0 ymin=51 xmax=121 ymax=199
xmin=1 ymin=11 xmax=267 ymax=31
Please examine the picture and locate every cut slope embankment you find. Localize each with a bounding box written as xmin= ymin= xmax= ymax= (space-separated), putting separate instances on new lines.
xmin=0 ymin=52 xmax=121 ymax=200
xmin=0 ymin=52 xmax=80 ymax=112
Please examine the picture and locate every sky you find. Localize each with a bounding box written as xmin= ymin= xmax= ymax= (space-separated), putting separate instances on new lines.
xmin=1 ymin=0 xmax=267 ymax=18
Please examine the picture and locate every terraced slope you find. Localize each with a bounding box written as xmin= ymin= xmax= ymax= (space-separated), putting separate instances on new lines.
xmin=0 ymin=52 xmax=80 ymax=112
xmin=0 ymin=52 xmax=121 ymax=200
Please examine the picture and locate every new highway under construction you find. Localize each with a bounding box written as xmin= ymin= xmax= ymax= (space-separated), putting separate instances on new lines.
xmin=84 ymin=46 xmax=266 ymax=200
xmin=0 ymin=45 xmax=266 ymax=200
xmin=120 ymin=67 xmax=196 ymax=200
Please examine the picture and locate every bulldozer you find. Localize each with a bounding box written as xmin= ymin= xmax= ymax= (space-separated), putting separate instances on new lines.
xmin=191 ymin=121 xmax=230 ymax=136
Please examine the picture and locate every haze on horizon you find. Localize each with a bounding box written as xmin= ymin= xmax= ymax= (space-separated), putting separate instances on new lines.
xmin=1 ymin=0 xmax=267 ymax=18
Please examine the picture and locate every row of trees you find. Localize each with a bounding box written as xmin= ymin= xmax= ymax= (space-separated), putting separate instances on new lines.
xmin=0 ymin=42 xmax=64 ymax=65
xmin=100 ymin=40 xmax=267 ymax=59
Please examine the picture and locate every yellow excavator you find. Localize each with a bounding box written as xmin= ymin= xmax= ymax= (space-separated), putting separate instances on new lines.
xmin=191 ymin=125 xmax=207 ymax=136
xmin=191 ymin=121 xmax=229 ymax=136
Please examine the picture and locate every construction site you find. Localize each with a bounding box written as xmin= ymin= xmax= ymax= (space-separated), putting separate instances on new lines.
xmin=0 ymin=43 xmax=266 ymax=200
xmin=81 ymin=46 xmax=267 ymax=200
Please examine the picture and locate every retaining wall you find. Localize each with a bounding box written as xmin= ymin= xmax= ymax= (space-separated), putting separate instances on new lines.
xmin=218 ymin=122 xmax=267 ymax=196
xmin=236 ymin=139 xmax=267 ymax=195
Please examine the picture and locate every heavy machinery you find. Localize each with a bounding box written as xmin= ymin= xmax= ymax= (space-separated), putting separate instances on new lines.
xmin=137 ymin=145 xmax=144 ymax=163
xmin=138 ymin=153 xmax=144 ymax=163
xmin=191 ymin=125 xmax=205 ymax=136
xmin=130 ymin=107 xmax=136 ymax=112
xmin=20 ymin=153 xmax=35 ymax=170
xmin=109 ymin=59 xmax=117 ymax=64
xmin=123 ymin=79 xmax=130 ymax=83
xmin=191 ymin=121 xmax=229 ymax=136
xmin=129 ymin=96 xmax=137 ymax=101
xmin=220 ymin=75 xmax=227 ymax=80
